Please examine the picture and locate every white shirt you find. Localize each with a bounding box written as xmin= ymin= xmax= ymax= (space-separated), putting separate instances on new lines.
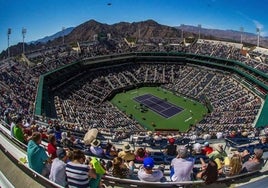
xmin=138 ymin=168 xmax=163 ymax=182
xmin=90 ymin=146 xmax=104 ymax=157
xmin=216 ymin=132 xmax=223 ymax=139
xmin=171 ymin=158 xmax=194 ymax=182
xmin=49 ymin=158 xmax=67 ymax=187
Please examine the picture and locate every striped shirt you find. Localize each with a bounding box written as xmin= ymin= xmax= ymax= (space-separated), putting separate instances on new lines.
xmin=66 ymin=161 xmax=90 ymax=188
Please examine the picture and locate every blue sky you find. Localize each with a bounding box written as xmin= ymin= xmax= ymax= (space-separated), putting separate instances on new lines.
xmin=0 ymin=0 xmax=267 ymax=53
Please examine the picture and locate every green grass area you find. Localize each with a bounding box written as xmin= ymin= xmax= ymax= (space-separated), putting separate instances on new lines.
xmin=110 ymin=87 xmax=208 ymax=132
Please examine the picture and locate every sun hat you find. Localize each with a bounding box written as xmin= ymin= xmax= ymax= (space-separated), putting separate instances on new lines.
xmin=84 ymin=128 xmax=98 ymax=145
xmin=123 ymin=143 xmax=132 ymax=152
xmin=91 ymin=139 xmax=101 ymax=147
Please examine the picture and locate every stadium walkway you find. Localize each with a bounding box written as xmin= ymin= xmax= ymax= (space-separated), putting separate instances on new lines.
xmin=0 ymin=149 xmax=44 ymax=188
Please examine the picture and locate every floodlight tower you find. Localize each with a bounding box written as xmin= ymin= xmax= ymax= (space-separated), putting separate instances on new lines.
xmin=138 ymin=24 xmax=141 ymax=41
xmin=22 ymin=27 xmax=27 ymax=54
xmin=240 ymin=27 xmax=244 ymax=44
xmin=7 ymin=28 xmax=11 ymax=58
xmin=62 ymin=27 xmax=65 ymax=45
xmin=198 ymin=24 xmax=202 ymax=39
xmin=256 ymin=27 xmax=260 ymax=47
xmin=180 ymin=24 xmax=184 ymax=39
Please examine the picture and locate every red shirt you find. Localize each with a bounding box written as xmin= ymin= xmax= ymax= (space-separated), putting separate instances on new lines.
xmin=202 ymin=146 xmax=213 ymax=155
xmin=47 ymin=143 xmax=57 ymax=159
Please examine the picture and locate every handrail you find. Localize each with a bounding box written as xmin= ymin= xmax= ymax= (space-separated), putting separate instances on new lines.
xmin=0 ymin=127 xmax=62 ymax=188
xmin=101 ymin=170 xmax=260 ymax=187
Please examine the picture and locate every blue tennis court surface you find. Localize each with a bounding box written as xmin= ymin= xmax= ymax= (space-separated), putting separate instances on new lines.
xmin=134 ymin=94 xmax=184 ymax=118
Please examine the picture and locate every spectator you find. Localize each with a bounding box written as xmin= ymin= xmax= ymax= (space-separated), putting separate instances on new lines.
xmin=138 ymin=157 xmax=164 ymax=182
xmin=255 ymin=135 xmax=268 ymax=152
xmin=203 ymin=133 xmax=211 ymax=140
xmin=153 ymin=134 xmax=162 ymax=147
xmin=196 ymin=159 xmax=218 ymax=184
xmin=47 ymin=134 xmax=57 ymax=160
xmin=23 ymin=117 xmax=32 ymax=128
xmin=13 ymin=117 xmax=27 ymax=143
xmin=112 ymin=157 xmax=130 ymax=178
xmin=163 ymin=137 xmax=177 ymax=156
xmin=242 ymin=149 xmax=264 ymax=172
xmin=3 ymin=110 xmax=11 ymax=125
xmin=49 ymin=148 xmax=68 ymax=187
xmin=240 ymin=149 xmax=251 ymax=163
xmin=105 ymin=160 xmax=113 ymax=174
xmin=61 ymin=131 xmax=73 ymax=149
xmin=208 ymin=144 xmax=227 ymax=161
xmin=39 ymin=127 xmax=48 ymax=140
xmin=66 ymin=149 xmax=97 ymax=187
xmin=191 ymin=143 xmax=207 ymax=165
xmin=89 ymin=157 xmax=106 ymax=188
xmin=192 ymin=143 xmax=203 ymax=155
xmin=229 ymin=131 xmax=237 ymax=138
xmin=170 ymin=146 xmax=195 ymax=182
xmin=135 ymin=147 xmax=149 ymax=162
xmin=104 ymin=142 xmax=118 ymax=159
xmin=221 ymin=153 xmax=242 ymax=176
xmin=202 ymin=142 xmax=213 ymax=155
xmin=259 ymin=135 xmax=268 ymax=145
xmin=216 ymin=132 xmax=223 ymax=139
xmin=54 ymin=125 xmax=62 ymax=142
xmin=90 ymin=139 xmax=104 ymax=157
xmin=118 ymin=143 xmax=135 ymax=162
xmin=27 ymin=132 xmax=50 ymax=175
xmin=10 ymin=117 xmax=16 ymax=137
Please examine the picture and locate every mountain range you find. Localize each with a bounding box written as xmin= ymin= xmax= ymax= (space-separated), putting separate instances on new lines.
xmin=177 ymin=24 xmax=268 ymax=47
xmin=1 ymin=19 xmax=268 ymax=59
xmin=30 ymin=27 xmax=74 ymax=44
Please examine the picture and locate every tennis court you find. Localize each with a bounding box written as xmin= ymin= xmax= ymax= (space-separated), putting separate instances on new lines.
xmin=134 ymin=94 xmax=184 ymax=118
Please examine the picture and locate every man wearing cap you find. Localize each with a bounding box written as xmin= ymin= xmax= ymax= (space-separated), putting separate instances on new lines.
xmin=118 ymin=143 xmax=135 ymax=162
xmin=170 ymin=146 xmax=195 ymax=182
xmin=138 ymin=157 xmax=164 ymax=182
xmin=49 ymin=148 xmax=68 ymax=187
xmin=242 ymin=148 xmax=264 ymax=172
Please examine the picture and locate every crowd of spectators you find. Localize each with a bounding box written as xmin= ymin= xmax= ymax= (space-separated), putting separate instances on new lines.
xmin=1 ymin=37 xmax=268 ymax=186
xmin=0 ymin=41 xmax=266 ymax=146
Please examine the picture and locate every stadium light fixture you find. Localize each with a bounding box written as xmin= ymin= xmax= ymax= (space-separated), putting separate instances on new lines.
xmin=138 ymin=24 xmax=141 ymax=41
xmin=180 ymin=24 xmax=184 ymax=39
xmin=62 ymin=27 xmax=65 ymax=45
xmin=240 ymin=27 xmax=244 ymax=44
xmin=256 ymin=27 xmax=260 ymax=47
xmin=22 ymin=27 xmax=27 ymax=54
xmin=7 ymin=28 xmax=11 ymax=58
xmin=198 ymin=24 xmax=201 ymax=39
